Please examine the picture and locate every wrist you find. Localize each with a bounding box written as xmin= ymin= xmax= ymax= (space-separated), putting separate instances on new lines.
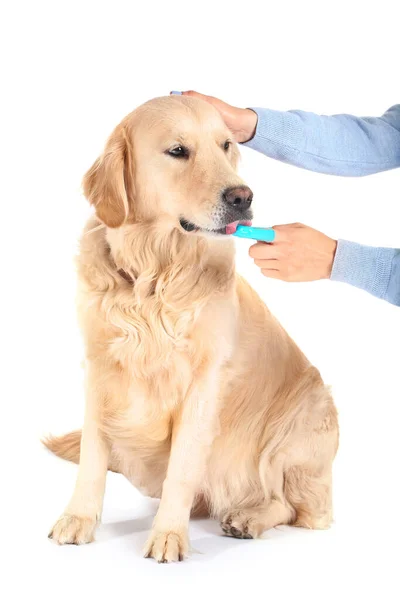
xmin=324 ymin=238 xmax=338 ymax=278
xmin=240 ymin=109 xmax=258 ymax=143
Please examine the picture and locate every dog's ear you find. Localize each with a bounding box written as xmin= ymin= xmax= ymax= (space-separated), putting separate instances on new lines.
xmin=83 ymin=126 xmax=135 ymax=228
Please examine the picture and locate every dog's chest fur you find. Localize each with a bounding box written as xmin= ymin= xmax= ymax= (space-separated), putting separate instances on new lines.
xmin=78 ymin=223 xmax=237 ymax=452
xmin=86 ymin=285 xmax=235 ymax=453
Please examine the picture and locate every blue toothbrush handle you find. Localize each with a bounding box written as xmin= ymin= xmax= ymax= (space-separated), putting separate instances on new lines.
xmin=233 ymin=225 xmax=276 ymax=242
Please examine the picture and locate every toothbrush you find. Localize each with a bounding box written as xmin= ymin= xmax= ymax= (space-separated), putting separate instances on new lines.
xmin=233 ymin=225 xmax=276 ymax=243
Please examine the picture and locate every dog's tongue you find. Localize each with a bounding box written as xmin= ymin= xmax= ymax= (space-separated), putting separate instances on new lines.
xmin=225 ymin=220 xmax=252 ymax=235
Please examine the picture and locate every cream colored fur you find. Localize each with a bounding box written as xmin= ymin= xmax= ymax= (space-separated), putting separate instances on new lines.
xmin=45 ymin=96 xmax=338 ymax=562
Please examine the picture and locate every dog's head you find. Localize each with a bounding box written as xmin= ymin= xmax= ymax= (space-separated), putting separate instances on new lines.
xmin=83 ymin=96 xmax=253 ymax=237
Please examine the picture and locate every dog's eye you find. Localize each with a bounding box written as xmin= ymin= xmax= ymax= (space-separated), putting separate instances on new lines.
xmin=224 ymin=140 xmax=231 ymax=151
xmin=167 ymin=146 xmax=189 ymax=159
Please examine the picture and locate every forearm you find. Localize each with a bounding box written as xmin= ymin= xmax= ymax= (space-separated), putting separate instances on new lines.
xmin=243 ymin=105 xmax=400 ymax=176
xmin=330 ymin=240 xmax=400 ymax=306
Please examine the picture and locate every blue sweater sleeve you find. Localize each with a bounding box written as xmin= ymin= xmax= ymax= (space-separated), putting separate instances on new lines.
xmin=243 ymin=105 xmax=400 ymax=176
xmin=330 ymin=241 xmax=400 ymax=306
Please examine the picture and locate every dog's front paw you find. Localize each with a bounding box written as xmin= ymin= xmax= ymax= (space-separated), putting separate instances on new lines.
xmin=48 ymin=514 xmax=97 ymax=545
xmin=143 ymin=529 xmax=189 ymax=563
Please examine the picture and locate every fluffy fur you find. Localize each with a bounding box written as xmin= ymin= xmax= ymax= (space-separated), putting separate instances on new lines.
xmin=45 ymin=96 xmax=338 ymax=562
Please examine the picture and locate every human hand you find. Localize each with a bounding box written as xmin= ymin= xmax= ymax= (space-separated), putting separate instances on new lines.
xmin=175 ymin=91 xmax=258 ymax=143
xmin=249 ymin=223 xmax=337 ymax=282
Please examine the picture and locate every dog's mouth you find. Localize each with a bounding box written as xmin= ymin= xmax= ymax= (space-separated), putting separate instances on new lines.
xmin=179 ymin=218 xmax=252 ymax=236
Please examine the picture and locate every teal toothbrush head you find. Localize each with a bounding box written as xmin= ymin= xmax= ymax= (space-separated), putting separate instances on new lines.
xmin=233 ymin=225 xmax=275 ymax=243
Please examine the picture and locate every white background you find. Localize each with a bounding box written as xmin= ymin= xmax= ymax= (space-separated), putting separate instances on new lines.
xmin=1 ymin=1 xmax=399 ymax=598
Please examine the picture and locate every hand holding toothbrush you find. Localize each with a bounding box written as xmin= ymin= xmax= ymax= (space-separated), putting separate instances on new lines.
xmin=246 ymin=223 xmax=337 ymax=282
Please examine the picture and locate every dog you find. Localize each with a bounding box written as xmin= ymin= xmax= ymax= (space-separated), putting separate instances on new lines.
xmin=45 ymin=95 xmax=339 ymax=562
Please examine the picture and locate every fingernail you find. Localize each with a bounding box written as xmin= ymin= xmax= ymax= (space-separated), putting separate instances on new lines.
xmin=170 ymin=91 xmax=182 ymax=95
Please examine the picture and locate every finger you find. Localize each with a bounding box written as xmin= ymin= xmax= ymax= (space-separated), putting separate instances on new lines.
xmin=182 ymin=90 xmax=208 ymax=99
xmin=254 ymin=259 xmax=279 ymax=268
xmin=271 ymin=223 xmax=308 ymax=241
xmin=273 ymin=223 xmax=303 ymax=230
xmin=249 ymin=242 xmax=280 ymax=260
xmin=183 ymin=90 xmax=235 ymax=116
xmin=269 ymin=226 xmax=291 ymax=243
xmin=261 ymin=269 xmax=283 ymax=280
xmin=183 ymin=90 xmax=221 ymax=107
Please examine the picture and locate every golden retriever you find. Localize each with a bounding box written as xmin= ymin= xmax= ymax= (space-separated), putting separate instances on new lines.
xmin=45 ymin=95 xmax=338 ymax=562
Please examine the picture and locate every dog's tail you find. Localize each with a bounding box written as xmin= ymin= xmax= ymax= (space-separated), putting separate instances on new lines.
xmin=42 ymin=431 xmax=120 ymax=473
xmin=43 ymin=431 xmax=82 ymax=464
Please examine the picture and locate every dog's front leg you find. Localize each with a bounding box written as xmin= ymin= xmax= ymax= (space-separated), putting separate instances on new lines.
xmin=143 ymin=365 xmax=219 ymax=562
xmin=49 ymin=361 xmax=110 ymax=545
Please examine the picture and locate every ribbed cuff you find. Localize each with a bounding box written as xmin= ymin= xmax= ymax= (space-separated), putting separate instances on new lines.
xmin=242 ymin=107 xmax=303 ymax=161
xmin=330 ymin=239 xmax=395 ymax=300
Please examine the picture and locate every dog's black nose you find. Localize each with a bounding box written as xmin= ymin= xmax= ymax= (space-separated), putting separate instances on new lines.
xmin=222 ymin=186 xmax=253 ymax=209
